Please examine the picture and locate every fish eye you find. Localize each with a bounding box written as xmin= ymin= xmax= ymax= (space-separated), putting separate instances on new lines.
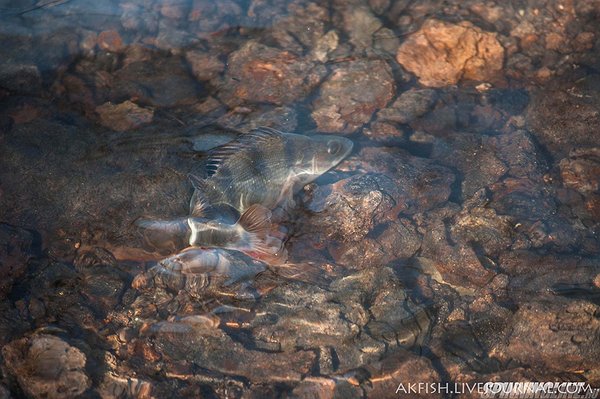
xmin=327 ymin=140 xmax=341 ymax=155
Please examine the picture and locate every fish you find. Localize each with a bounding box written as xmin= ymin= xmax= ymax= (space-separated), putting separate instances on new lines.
xmin=135 ymin=203 xmax=285 ymax=260
xmin=152 ymin=248 xmax=268 ymax=298
xmin=188 ymin=127 xmax=354 ymax=216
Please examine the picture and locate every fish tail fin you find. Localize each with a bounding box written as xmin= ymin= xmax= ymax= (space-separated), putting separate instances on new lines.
xmin=134 ymin=217 xmax=190 ymax=254
xmin=237 ymin=204 xmax=288 ymax=260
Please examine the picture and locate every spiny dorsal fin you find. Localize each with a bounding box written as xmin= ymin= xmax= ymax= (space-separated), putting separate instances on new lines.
xmin=237 ymin=204 xmax=272 ymax=239
xmin=205 ymin=127 xmax=284 ymax=177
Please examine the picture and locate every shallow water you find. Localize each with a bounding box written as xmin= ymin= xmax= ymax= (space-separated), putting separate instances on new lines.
xmin=1 ymin=0 xmax=600 ymax=398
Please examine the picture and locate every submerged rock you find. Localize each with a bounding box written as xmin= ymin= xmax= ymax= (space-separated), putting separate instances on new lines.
xmin=365 ymin=350 xmax=442 ymax=399
xmin=2 ymin=334 xmax=90 ymax=399
xmin=97 ymin=30 xmax=124 ymax=53
xmin=312 ymin=59 xmax=395 ymax=133
xmin=559 ymin=148 xmax=600 ymax=195
xmin=420 ymin=219 xmax=496 ymax=290
xmin=95 ymin=100 xmax=154 ymax=132
xmin=500 ymin=299 xmax=600 ymax=373
xmin=0 ymin=224 xmax=34 ymax=299
xmin=247 ymin=267 xmax=432 ymax=374
xmin=335 ymin=5 xmax=383 ymax=50
xmin=218 ymin=41 xmax=326 ymax=107
xmin=184 ymin=50 xmax=224 ymax=82
xmin=559 ymin=147 xmax=600 ymax=224
xmin=0 ymin=63 xmax=42 ymax=94
xmin=396 ymin=19 xmax=505 ymax=87
xmin=270 ymin=2 xmax=329 ymax=53
xmin=527 ymin=74 xmax=600 ymax=158
xmin=149 ymin=324 xmax=316 ymax=383
xmin=376 ymin=88 xmax=438 ymax=125
xmin=110 ymin=57 xmax=199 ymax=108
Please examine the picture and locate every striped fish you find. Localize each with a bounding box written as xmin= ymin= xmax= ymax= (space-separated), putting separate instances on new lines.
xmin=135 ymin=203 xmax=284 ymax=259
xmin=189 ymin=127 xmax=353 ymax=216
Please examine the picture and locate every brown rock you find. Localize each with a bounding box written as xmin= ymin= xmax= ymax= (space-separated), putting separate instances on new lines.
xmin=376 ymin=88 xmax=437 ymax=124
xmin=329 ymin=218 xmax=422 ymax=269
xmin=339 ymin=6 xmax=383 ymax=49
xmin=500 ymin=300 xmax=600 ymax=373
xmin=544 ymin=32 xmax=564 ymax=50
xmin=421 ymin=220 xmax=496 ymax=289
xmin=559 ymin=148 xmax=600 ymax=195
xmin=111 ymin=58 xmax=199 ymax=107
xmin=97 ymin=30 xmax=124 ymax=53
xmin=160 ymin=0 xmax=188 ymax=19
xmin=312 ymin=59 xmax=395 ymax=133
xmin=184 ymin=51 xmax=224 ymax=81
xmin=574 ymin=32 xmax=595 ymax=52
xmin=526 ymin=75 xmax=600 ymax=158
xmin=95 ymin=101 xmax=154 ymax=132
xmin=151 ymin=325 xmax=316 ymax=383
xmin=396 ymin=19 xmax=504 ymax=87
xmin=362 ymin=121 xmax=405 ymax=144
xmin=365 ymin=350 xmax=442 ymax=398
xmin=290 ymin=378 xmax=336 ymax=399
xmin=219 ymin=41 xmax=325 ymax=106
xmin=0 ymin=224 xmax=34 ymax=299
xmin=2 ymin=334 xmax=90 ymax=399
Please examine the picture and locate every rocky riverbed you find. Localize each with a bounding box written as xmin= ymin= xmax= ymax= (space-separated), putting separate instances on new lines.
xmin=1 ymin=0 xmax=599 ymax=397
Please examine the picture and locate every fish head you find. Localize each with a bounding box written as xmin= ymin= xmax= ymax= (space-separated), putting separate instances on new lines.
xmin=160 ymin=248 xmax=217 ymax=274
xmin=287 ymin=133 xmax=353 ymax=182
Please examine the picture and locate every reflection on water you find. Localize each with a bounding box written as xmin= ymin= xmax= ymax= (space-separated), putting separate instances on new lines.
xmin=1 ymin=0 xmax=600 ymax=397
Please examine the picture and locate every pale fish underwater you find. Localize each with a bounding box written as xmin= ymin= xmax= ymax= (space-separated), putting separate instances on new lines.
xmin=135 ymin=203 xmax=285 ymax=260
xmin=189 ymin=127 xmax=354 ymax=216
xmin=137 ymin=127 xmax=353 ymax=265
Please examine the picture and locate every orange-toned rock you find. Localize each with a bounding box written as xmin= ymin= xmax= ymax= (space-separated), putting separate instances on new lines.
xmin=365 ymin=350 xmax=442 ymax=398
xmin=2 ymin=334 xmax=91 ymax=399
xmin=574 ymin=31 xmax=595 ymax=51
xmin=219 ymin=41 xmax=326 ymax=106
xmin=544 ymin=32 xmax=564 ymax=50
xmin=97 ymin=30 xmax=124 ymax=52
xmin=95 ymin=101 xmax=153 ymax=132
xmin=396 ymin=19 xmax=504 ymax=87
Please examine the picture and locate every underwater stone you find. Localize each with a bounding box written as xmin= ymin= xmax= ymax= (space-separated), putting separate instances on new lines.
xmin=219 ymin=41 xmax=326 ymax=106
xmin=2 ymin=334 xmax=90 ymax=399
xmin=397 ymin=19 xmax=505 ymax=87
xmin=0 ymin=224 xmax=34 ymax=299
xmin=312 ymin=59 xmax=395 ymax=134
xmin=95 ymin=100 xmax=154 ymax=132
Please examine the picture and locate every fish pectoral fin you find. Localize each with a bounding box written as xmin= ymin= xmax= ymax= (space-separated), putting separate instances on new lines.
xmin=237 ymin=204 xmax=272 ymax=239
xmin=248 ymin=237 xmax=288 ymax=265
xmin=237 ymin=204 xmax=289 ymax=260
